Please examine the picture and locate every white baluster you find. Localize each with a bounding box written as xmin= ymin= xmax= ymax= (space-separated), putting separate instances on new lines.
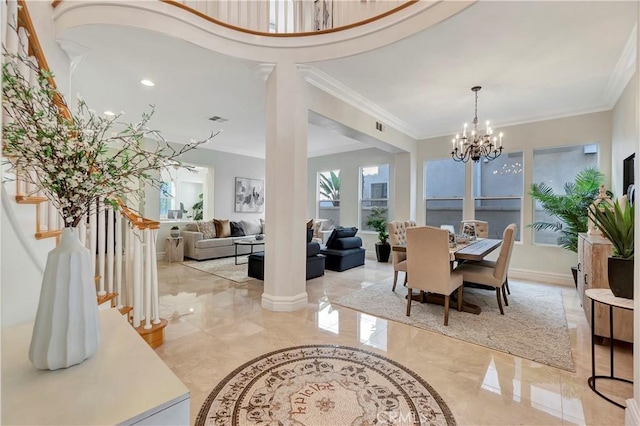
xmin=106 ymin=208 xmax=115 ymax=295
xmin=89 ymin=200 xmax=98 ymax=289
xmin=78 ymin=214 xmax=87 ymax=246
xmin=144 ymin=229 xmax=152 ymax=330
xmin=97 ymin=199 xmax=106 ymax=296
xmin=132 ymin=228 xmax=142 ymax=328
xmin=150 ymin=228 xmax=160 ymax=324
xmin=115 ymin=211 xmax=123 ymax=309
xmin=124 ymin=222 xmax=132 ymax=308
xmin=47 ymin=201 xmax=55 ymax=232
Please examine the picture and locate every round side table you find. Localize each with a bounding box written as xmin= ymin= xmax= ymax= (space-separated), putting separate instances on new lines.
xmin=585 ymin=288 xmax=633 ymax=408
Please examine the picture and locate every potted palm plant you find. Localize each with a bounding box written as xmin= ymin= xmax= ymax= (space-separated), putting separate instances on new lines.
xmin=529 ymin=166 xmax=605 ymax=285
xmin=366 ymin=206 xmax=390 ymax=262
xmin=588 ymin=197 xmax=634 ymax=299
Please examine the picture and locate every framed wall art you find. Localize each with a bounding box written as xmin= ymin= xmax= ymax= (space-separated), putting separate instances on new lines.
xmin=235 ymin=177 xmax=264 ymax=213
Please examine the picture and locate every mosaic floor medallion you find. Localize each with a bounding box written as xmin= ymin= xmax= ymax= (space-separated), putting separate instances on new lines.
xmin=196 ymin=345 xmax=456 ymax=426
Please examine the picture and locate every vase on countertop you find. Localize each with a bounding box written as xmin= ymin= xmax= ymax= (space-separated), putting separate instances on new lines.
xmin=29 ymin=227 xmax=100 ymax=370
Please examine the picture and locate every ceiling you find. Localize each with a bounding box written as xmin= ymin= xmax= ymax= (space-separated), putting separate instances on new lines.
xmin=59 ymin=1 xmax=637 ymax=159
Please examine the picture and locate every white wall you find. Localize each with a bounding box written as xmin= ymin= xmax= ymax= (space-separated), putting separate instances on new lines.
xmin=417 ymin=111 xmax=613 ymax=283
xmin=611 ymin=73 xmax=637 ymax=197
xmin=307 ymin=148 xmax=400 ymax=254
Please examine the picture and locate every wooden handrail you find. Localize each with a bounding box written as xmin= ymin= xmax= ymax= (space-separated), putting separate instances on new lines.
xmin=51 ymin=0 xmax=418 ymax=38
xmin=17 ymin=0 xmax=71 ymax=120
xmin=15 ymin=0 xmax=159 ymax=231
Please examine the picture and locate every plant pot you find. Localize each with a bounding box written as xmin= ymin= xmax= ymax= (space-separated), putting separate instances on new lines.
xmin=375 ymin=242 xmax=391 ymax=263
xmin=29 ymin=227 xmax=100 ymax=370
xmin=607 ymin=257 xmax=634 ymax=299
xmin=170 ymin=229 xmax=180 ymax=238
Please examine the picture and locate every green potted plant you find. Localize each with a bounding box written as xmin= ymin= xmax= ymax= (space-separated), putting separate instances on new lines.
xmin=366 ymin=206 xmax=390 ymax=262
xmin=529 ymin=166 xmax=605 ymax=285
xmin=588 ymin=197 xmax=634 ymax=299
xmin=192 ymin=193 xmax=204 ymax=221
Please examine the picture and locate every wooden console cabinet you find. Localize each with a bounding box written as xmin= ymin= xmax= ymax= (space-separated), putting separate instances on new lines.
xmin=577 ymin=233 xmax=633 ymax=343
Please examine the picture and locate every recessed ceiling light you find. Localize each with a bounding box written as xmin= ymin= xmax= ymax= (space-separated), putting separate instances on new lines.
xmin=140 ymin=79 xmax=155 ymax=87
xmin=104 ymin=110 xmax=115 ymax=116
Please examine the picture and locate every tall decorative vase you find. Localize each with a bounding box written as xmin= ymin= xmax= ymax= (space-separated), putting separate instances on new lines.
xmin=29 ymin=227 xmax=100 ymax=370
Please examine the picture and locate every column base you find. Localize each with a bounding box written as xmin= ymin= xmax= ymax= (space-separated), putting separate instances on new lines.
xmin=261 ymin=292 xmax=308 ymax=312
xmin=625 ymin=398 xmax=640 ymax=425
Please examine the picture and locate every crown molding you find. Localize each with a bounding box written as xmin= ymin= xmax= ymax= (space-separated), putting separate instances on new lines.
xmin=298 ymin=65 xmax=419 ymax=139
xmin=601 ymin=23 xmax=637 ymax=108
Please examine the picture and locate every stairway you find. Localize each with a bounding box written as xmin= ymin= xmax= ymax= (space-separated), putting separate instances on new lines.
xmin=2 ymin=0 xmax=167 ymax=347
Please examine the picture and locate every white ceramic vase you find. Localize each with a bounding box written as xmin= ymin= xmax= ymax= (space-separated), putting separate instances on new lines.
xmin=29 ymin=227 xmax=100 ymax=370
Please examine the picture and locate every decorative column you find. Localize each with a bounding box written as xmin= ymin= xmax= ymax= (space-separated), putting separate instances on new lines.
xmin=262 ymin=61 xmax=309 ymax=312
xmin=393 ymin=151 xmax=416 ymax=221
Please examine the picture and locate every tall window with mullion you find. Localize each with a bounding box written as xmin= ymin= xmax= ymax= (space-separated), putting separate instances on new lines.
xmin=473 ymin=152 xmax=523 ymax=240
xmin=425 ymin=159 xmax=465 ymax=229
xmin=360 ymin=164 xmax=389 ymax=231
xmin=318 ymin=169 xmax=340 ymax=227
xmin=532 ymin=144 xmax=599 ymax=246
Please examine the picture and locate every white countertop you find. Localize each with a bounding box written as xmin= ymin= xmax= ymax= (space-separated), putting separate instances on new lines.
xmin=2 ymin=309 xmax=189 ymax=425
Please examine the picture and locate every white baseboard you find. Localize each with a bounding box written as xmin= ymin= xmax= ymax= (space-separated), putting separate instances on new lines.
xmin=625 ymin=398 xmax=640 ymax=425
xmin=157 ymin=251 xmax=166 ymax=261
xmin=261 ymin=292 xmax=308 ymax=312
xmin=509 ymin=268 xmax=574 ymax=286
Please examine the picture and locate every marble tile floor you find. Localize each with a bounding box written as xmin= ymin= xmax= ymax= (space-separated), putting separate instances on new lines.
xmin=154 ymin=258 xmax=632 ymax=425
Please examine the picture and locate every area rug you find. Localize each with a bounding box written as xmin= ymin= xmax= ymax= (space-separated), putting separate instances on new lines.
xmin=333 ymin=282 xmax=575 ymax=372
xmin=196 ymin=345 xmax=456 ymax=426
xmin=183 ymin=257 xmax=255 ymax=283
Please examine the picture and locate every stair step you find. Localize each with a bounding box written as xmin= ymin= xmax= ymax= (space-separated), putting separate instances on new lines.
xmin=133 ymin=318 xmax=168 ymax=349
xmin=15 ymin=195 xmax=48 ymax=204
xmin=35 ymin=230 xmax=62 ymax=240
xmin=118 ymin=306 xmax=133 ymax=317
xmin=96 ymin=292 xmax=117 ymax=307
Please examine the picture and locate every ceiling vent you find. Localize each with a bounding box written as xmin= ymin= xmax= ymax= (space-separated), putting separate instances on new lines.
xmin=208 ymin=115 xmax=229 ymax=123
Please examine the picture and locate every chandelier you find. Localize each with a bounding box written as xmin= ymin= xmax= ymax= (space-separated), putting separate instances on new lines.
xmin=451 ymin=86 xmax=503 ymax=163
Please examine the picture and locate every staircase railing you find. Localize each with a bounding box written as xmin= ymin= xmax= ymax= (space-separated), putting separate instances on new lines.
xmin=51 ymin=0 xmax=417 ymax=36
xmin=3 ymin=0 xmax=167 ymax=347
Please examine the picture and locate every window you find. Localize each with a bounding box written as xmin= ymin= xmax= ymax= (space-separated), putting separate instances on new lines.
xmin=532 ymin=144 xmax=598 ymax=245
xmin=425 ymin=159 xmax=465 ymax=229
xmin=360 ymin=164 xmax=389 ymax=231
xmin=159 ymin=166 xmax=207 ymax=221
xmin=318 ymin=169 xmax=340 ymax=227
xmin=473 ymin=152 xmax=523 ymax=240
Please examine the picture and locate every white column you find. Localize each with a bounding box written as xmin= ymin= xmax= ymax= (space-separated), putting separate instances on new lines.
xmin=262 ymin=61 xmax=308 ymax=312
xmin=143 ymin=229 xmax=152 ymax=330
xmin=393 ymin=151 xmax=416 ymax=221
xmin=106 ymin=208 xmax=115 ymax=294
xmin=97 ymin=199 xmax=106 ymax=296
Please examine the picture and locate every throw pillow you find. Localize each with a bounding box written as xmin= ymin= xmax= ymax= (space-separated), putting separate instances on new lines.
xmin=213 ymin=219 xmax=231 ymax=238
xmin=185 ymin=222 xmax=199 ymax=232
xmin=260 ymin=218 xmax=265 ymax=235
xmin=240 ymin=219 xmax=261 ymax=236
xmin=306 ymin=228 xmax=313 ymax=243
xmin=230 ymin=221 xmax=246 ymax=237
xmin=306 ymin=219 xmax=314 ymax=229
xmin=324 ymin=228 xmax=338 ymax=248
xmin=333 ymin=226 xmax=358 ymax=239
xmin=196 ymin=220 xmax=216 ymax=239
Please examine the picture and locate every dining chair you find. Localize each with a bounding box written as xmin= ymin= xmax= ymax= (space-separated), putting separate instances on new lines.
xmin=440 ymin=225 xmax=455 ymax=234
xmin=387 ymin=221 xmax=409 ymax=291
xmin=454 ymin=224 xmax=517 ymax=314
xmin=460 ymin=220 xmax=489 ymax=238
xmin=406 ymin=226 xmax=464 ymax=326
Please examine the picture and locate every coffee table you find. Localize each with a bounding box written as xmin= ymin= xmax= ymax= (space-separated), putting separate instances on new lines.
xmin=233 ymin=239 xmax=265 ymax=265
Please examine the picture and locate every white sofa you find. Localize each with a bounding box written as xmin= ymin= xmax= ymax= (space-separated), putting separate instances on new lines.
xmin=182 ymin=219 xmax=263 ymax=261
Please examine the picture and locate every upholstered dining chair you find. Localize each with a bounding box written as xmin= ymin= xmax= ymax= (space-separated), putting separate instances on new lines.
xmin=460 ymin=220 xmax=489 ymax=238
xmin=454 ymin=224 xmax=517 ymax=315
xmin=406 ymin=226 xmax=464 ymax=326
xmin=387 ymin=220 xmax=409 ymax=291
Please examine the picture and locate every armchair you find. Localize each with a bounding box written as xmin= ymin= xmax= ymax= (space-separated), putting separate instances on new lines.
xmin=406 ymin=226 xmax=464 ymax=326
xmin=387 ymin=220 xmax=409 ymax=291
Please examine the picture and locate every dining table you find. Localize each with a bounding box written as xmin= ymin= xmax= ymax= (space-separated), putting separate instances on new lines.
xmin=392 ymin=238 xmax=503 ymax=314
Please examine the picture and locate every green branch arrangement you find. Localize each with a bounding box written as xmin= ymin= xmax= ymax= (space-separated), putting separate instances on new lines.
xmin=2 ymin=47 xmax=218 ymax=227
